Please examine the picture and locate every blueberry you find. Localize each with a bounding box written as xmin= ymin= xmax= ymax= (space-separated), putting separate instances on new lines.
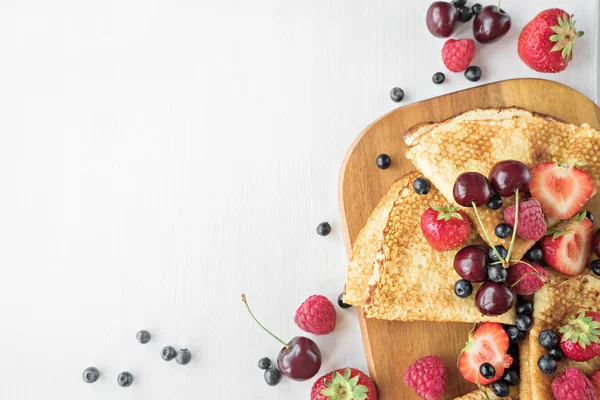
xmin=549 ymin=346 xmax=564 ymax=361
xmin=413 ymin=177 xmax=431 ymax=195
xmin=337 ymin=293 xmax=352 ymax=309
xmin=471 ymin=3 xmax=483 ymax=15
xmin=516 ymin=298 xmax=533 ymax=316
xmin=494 ymin=223 xmax=512 ymax=239
xmin=454 ymin=279 xmax=473 ymax=298
xmin=161 ymin=346 xmax=177 ymax=361
xmin=376 ymin=154 xmax=391 ymax=169
xmin=452 ymin=0 xmax=467 ymax=6
xmin=587 ymin=211 xmax=594 ymax=221
xmin=258 ymin=357 xmax=271 ymax=370
xmin=465 ymin=66 xmax=482 ymax=82
xmin=316 ymin=222 xmax=331 ymax=236
xmin=525 ymin=246 xmax=543 ymax=263
xmin=82 ymin=367 xmax=100 ymax=384
xmin=501 ymin=368 xmax=520 ymax=386
xmin=504 ymin=325 xmax=524 ymax=343
xmin=479 ymin=362 xmax=495 ymax=379
xmin=515 ymin=314 xmax=532 ymax=332
xmin=508 ymin=343 xmax=520 ymax=372
xmin=488 ymin=264 xmax=507 ymax=283
xmin=591 ymin=260 xmax=600 ymax=276
xmin=390 ymin=87 xmax=404 ymax=102
xmin=458 ymin=6 xmax=473 ymax=22
xmin=432 ymin=72 xmax=445 ymax=85
xmin=136 ymin=330 xmax=151 ymax=344
xmin=538 ymin=330 xmax=559 ymax=349
xmin=538 ymin=355 xmax=557 ymax=374
xmin=117 ymin=371 xmax=134 ymax=387
xmin=489 ymin=245 xmax=507 ymax=263
xmin=264 ymin=367 xmax=282 ymax=386
xmin=176 ymin=349 xmax=192 ymax=365
xmin=486 ymin=194 xmax=503 ymax=210
xmin=492 ymin=379 xmax=510 ymax=397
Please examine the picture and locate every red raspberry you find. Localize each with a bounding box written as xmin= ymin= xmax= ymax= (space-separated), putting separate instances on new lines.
xmin=404 ymin=356 xmax=447 ymax=400
xmin=441 ymin=39 xmax=476 ymax=72
xmin=504 ymin=198 xmax=547 ymax=241
xmin=294 ymin=295 xmax=336 ymax=335
xmin=552 ymin=368 xmax=597 ymax=400
xmin=591 ymin=370 xmax=600 ymax=395
xmin=506 ymin=260 xmax=548 ymax=295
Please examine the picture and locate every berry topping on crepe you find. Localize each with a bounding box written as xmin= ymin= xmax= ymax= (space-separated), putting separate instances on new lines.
xmin=421 ymin=205 xmax=471 ymax=251
xmin=559 ymin=311 xmax=600 ymax=362
xmin=541 ymin=213 xmax=592 ymax=276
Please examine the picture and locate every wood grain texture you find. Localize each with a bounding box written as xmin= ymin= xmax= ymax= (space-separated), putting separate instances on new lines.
xmin=338 ymin=78 xmax=600 ymax=399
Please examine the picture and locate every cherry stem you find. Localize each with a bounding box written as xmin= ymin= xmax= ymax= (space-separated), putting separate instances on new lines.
xmin=241 ymin=294 xmax=290 ymax=350
xmin=471 ymin=201 xmax=506 ymax=265
xmin=497 ymin=0 xmax=501 ymax=12
xmin=505 ymin=189 xmax=519 ymax=263
xmin=509 ymin=271 xmax=542 ymax=288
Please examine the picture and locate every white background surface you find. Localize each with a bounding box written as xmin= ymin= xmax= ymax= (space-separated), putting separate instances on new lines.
xmin=0 ymin=1 xmax=598 ymax=399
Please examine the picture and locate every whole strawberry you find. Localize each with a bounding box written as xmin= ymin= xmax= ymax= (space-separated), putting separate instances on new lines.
xmin=591 ymin=370 xmax=600 ymax=395
xmin=404 ymin=356 xmax=447 ymax=400
xmin=518 ymin=9 xmax=584 ymax=73
xmin=559 ymin=311 xmax=600 ymax=362
xmin=294 ymin=295 xmax=337 ymax=335
xmin=420 ymin=205 xmax=471 ymax=251
xmin=504 ymin=198 xmax=546 ymax=242
xmin=310 ymin=367 xmax=377 ymax=400
xmin=442 ymin=39 xmax=476 ymax=72
xmin=506 ymin=260 xmax=547 ymax=295
xmin=552 ymin=368 xmax=597 ymax=400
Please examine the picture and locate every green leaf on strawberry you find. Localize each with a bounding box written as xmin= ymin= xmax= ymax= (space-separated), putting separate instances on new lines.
xmin=319 ymin=368 xmax=369 ymax=400
xmin=431 ymin=204 xmax=463 ymax=221
xmin=549 ymin=14 xmax=584 ymax=60
xmin=560 ymin=312 xmax=600 ymax=348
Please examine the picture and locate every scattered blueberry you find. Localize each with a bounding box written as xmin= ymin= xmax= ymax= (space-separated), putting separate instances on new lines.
xmin=488 ymin=264 xmax=507 ymax=283
xmin=117 ymin=372 xmax=134 ymax=387
xmin=390 ymin=87 xmax=404 ymax=102
xmin=486 ymin=194 xmax=503 ymax=210
xmin=515 ymin=314 xmax=532 ymax=332
xmin=316 ymin=222 xmax=332 ymax=236
xmin=465 ymin=66 xmax=482 ymax=82
xmin=586 ymin=211 xmax=594 ymax=222
xmin=161 ymin=346 xmax=177 ymax=361
xmin=538 ymin=330 xmax=559 ymax=349
xmin=479 ymin=362 xmax=495 ymax=379
xmin=489 ymin=245 xmax=507 ymax=263
xmin=136 ymin=330 xmax=151 ymax=344
xmin=452 ymin=0 xmax=467 ymax=6
xmin=376 ymin=154 xmax=391 ymax=169
xmin=471 ymin=3 xmax=483 ymax=15
xmin=502 ymin=368 xmax=520 ymax=386
xmin=176 ymin=349 xmax=192 ymax=365
xmin=516 ymin=298 xmax=533 ymax=316
xmin=494 ymin=223 xmax=512 ymax=239
xmin=591 ymin=260 xmax=600 ymax=276
xmin=413 ymin=177 xmax=431 ymax=195
xmin=504 ymin=325 xmax=524 ymax=343
xmin=432 ymin=72 xmax=445 ymax=85
xmin=454 ymin=279 xmax=473 ymax=298
xmin=538 ymin=355 xmax=557 ymax=374
xmin=525 ymin=246 xmax=543 ymax=263
xmin=458 ymin=6 xmax=473 ymax=22
xmin=548 ymin=347 xmax=564 ymax=361
xmin=258 ymin=357 xmax=271 ymax=370
xmin=492 ymin=379 xmax=510 ymax=397
xmin=82 ymin=367 xmax=100 ymax=384
xmin=264 ymin=367 xmax=282 ymax=386
xmin=337 ymin=293 xmax=352 ymax=309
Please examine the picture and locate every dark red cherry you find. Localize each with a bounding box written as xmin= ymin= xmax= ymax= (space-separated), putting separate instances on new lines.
xmin=277 ymin=336 xmax=322 ymax=381
xmin=475 ymin=281 xmax=515 ymax=316
xmin=426 ymin=1 xmax=459 ymax=38
xmin=454 ymin=245 xmax=489 ymax=282
xmin=473 ymin=5 xmax=511 ymax=44
xmin=593 ymin=230 xmax=600 ymax=258
xmin=489 ymin=160 xmax=531 ymax=197
xmin=453 ymin=172 xmax=492 ymax=207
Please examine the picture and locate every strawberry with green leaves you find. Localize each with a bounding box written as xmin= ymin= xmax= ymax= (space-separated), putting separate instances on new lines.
xmin=559 ymin=311 xmax=600 ymax=362
xmin=420 ymin=204 xmax=471 ymax=251
xmin=310 ymin=368 xmax=377 ymax=400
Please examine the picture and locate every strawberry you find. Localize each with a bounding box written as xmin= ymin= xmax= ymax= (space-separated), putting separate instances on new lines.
xmin=442 ymin=38 xmax=476 ymax=73
xmin=541 ymin=213 xmax=592 ymax=276
xmin=559 ymin=311 xmax=600 ymax=362
xmin=310 ymin=367 xmax=377 ymax=400
xmin=458 ymin=322 xmax=513 ymax=385
xmin=518 ymin=9 xmax=584 ymax=73
xmin=530 ymin=162 xmax=594 ymax=220
xmin=590 ymin=369 xmax=600 ymax=396
xmin=506 ymin=260 xmax=548 ymax=295
xmin=420 ymin=204 xmax=471 ymax=251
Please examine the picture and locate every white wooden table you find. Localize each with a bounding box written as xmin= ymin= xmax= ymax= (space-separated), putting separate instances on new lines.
xmin=0 ymin=1 xmax=598 ymax=399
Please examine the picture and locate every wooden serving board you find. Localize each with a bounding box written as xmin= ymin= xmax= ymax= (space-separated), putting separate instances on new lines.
xmin=338 ymin=78 xmax=600 ymax=399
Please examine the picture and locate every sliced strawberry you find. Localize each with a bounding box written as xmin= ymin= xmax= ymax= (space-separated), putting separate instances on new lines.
xmin=458 ymin=322 xmax=513 ymax=385
xmin=530 ymin=162 xmax=594 ymax=220
xmin=541 ymin=214 xmax=593 ymax=276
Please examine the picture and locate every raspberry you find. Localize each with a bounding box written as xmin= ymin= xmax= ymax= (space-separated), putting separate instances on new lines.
xmin=591 ymin=370 xmax=600 ymax=395
xmin=294 ymin=295 xmax=336 ymax=335
xmin=504 ymin=198 xmax=547 ymax=241
xmin=441 ymin=39 xmax=476 ymax=72
xmin=404 ymin=356 xmax=447 ymax=400
xmin=552 ymin=368 xmax=597 ymax=400
xmin=506 ymin=260 xmax=547 ymax=295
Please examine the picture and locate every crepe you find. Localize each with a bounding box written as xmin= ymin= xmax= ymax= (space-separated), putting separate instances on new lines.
xmin=519 ymin=274 xmax=600 ymax=400
xmin=404 ymin=107 xmax=600 ymax=264
xmin=453 ymin=387 xmax=519 ymax=400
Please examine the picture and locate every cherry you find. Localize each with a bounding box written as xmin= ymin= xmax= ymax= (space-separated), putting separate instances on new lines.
xmin=242 ymin=295 xmax=322 ymax=381
xmin=453 ymin=172 xmax=492 ymax=207
xmin=593 ymin=230 xmax=600 ymax=258
xmin=454 ymin=245 xmax=489 ymax=282
xmin=426 ymin=1 xmax=459 ymax=38
xmin=473 ymin=4 xmax=511 ymax=44
xmin=475 ymin=281 xmax=515 ymax=316
xmin=489 ymin=160 xmax=531 ymax=197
